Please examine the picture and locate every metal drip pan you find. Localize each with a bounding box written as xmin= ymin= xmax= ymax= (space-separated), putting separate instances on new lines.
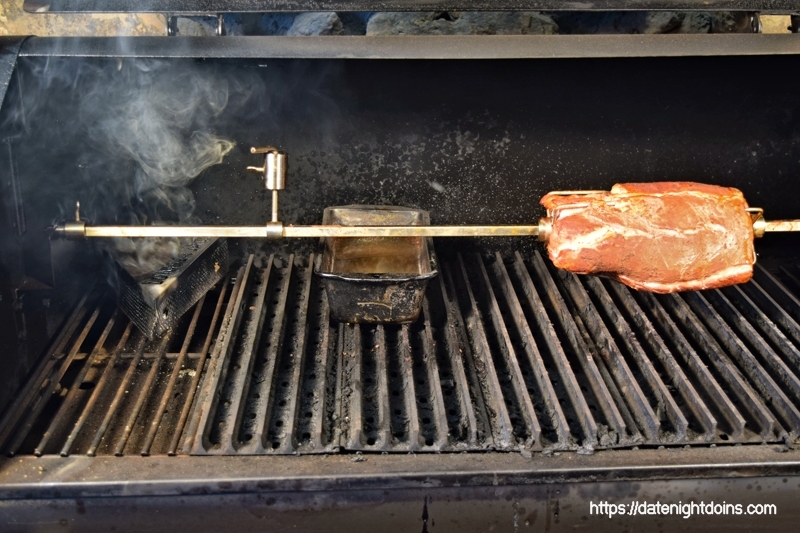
xmin=315 ymin=206 xmax=438 ymax=324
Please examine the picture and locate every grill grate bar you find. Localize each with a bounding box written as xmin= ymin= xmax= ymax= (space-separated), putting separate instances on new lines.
xmin=491 ymin=254 xmax=570 ymax=449
xmin=754 ymin=265 xmax=800 ymax=327
xmin=584 ymin=277 xmax=689 ymax=442
xmin=373 ymin=325 xmax=392 ymax=449
xmin=34 ymin=309 xmax=120 ymax=456
xmin=6 ymin=299 xmax=104 ymax=456
xmin=560 ymin=272 xmax=662 ymax=441
xmin=281 ymin=256 xmax=315 ymax=452
xmin=636 ymin=291 xmax=744 ymax=439
xmin=407 ymin=314 xmax=441 ymax=449
xmin=398 ymin=325 xmax=422 ymax=450
xmin=141 ymin=297 xmax=205 ymax=456
xmin=604 ymin=282 xmax=717 ymax=440
xmin=86 ymin=332 xmax=146 ymax=456
xmin=435 ymin=273 xmax=480 ymax=448
xmin=112 ymin=331 xmax=173 ymax=456
xmin=221 ymin=258 xmax=273 ymax=454
xmin=61 ymin=321 xmax=134 ymax=457
xmin=264 ymin=256 xmax=319 ymax=453
xmin=199 ymin=258 xmax=257 ymax=452
xmin=187 ymin=257 xmax=253 ymax=454
xmin=344 ymin=324 xmax=364 ymax=449
xmin=688 ymin=291 xmax=800 ymax=436
xmin=299 ymin=274 xmax=335 ymax=452
xmin=359 ymin=325 xmax=382 ymax=449
xmin=169 ymin=281 xmax=229 ymax=455
xmin=510 ymin=253 xmax=596 ymax=448
xmin=332 ymin=324 xmax=347 ymax=449
xmin=249 ymin=256 xmax=294 ymax=453
xmin=475 ymin=254 xmax=541 ymax=450
xmin=420 ymin=298 xmax=450 ymax=448
xmin=713 ymin=287 xmax=800 ymax=401
xmin=442 ymin=265 xmax=492 ymax=448
xmin=779 ymin=267 xmax=800 ymax=297
xmin=529 ymin=252 xmax=627 ymax=444
xmin=0 ymin=292 xmax=92 ymax=454
xmin=455 ymin=254 xmax=514 ymax=450
xmin=737 ymin=281 xmax=800 ymax=364
xmin=660 ymin=293 xmax=776 ymax=439
xmin=553 ymin=267 xmax=643 ymax=444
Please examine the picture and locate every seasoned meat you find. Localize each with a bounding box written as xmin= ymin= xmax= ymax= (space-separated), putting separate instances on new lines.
xmin=540 ymin=182 xmax=756 ymax=293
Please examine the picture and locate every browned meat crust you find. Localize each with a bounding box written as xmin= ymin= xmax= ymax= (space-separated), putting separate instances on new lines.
xmin=540 ymin=182 xmax=755 ymax=293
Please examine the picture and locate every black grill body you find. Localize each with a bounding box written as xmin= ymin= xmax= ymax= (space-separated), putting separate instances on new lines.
xmin=2 ymin=34 xmax=800 ymax=531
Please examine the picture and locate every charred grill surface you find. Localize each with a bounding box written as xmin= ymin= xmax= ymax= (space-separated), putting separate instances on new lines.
xmin=3 ymin=252 xmax=800 ymax=456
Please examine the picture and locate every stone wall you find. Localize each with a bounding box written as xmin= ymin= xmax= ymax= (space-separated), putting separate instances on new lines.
xmin=0 ymin=0 xmax=163 ymax=36
xmin=0 ymin=1 xmax=791 ymax=37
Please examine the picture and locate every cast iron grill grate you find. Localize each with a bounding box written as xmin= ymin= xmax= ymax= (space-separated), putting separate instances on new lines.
xmin=3 ymin=251 xmax=800 ymax=456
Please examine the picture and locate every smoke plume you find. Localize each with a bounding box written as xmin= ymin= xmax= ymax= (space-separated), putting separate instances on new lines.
xmin=8 ymin=57 xmax=260 ymax=276
xmin=81 ymin=59 xmax=235 ymax=224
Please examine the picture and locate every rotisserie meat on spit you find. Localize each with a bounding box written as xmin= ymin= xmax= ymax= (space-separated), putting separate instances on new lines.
xmin=540 ymin=182 xmax=756 ymax=293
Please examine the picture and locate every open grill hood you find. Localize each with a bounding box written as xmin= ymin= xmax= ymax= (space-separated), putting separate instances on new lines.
xmin=2 ymin=32 xmax=800 ymax=531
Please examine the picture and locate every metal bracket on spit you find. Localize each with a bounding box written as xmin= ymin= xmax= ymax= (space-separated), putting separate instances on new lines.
xmin=537 ymin=190 xmax=605 ymax=242
xmin=747 ymin=207 xmax=767 ymax=238
xmin=61 ymin=201 xmax=87 ymax=240
xmin=247 ymin=146 xmax=286 ymax=239
xmin=541 ymin=190 xmax=605 ymax=216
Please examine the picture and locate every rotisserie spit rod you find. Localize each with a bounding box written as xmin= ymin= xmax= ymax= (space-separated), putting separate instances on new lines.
xmin=53 ymin=193 xmax=795 ymax=241
xmin=55 ymin=221 xmax=542 ymax=239
xmin=50 ymin=218 xmax=800 ymax=239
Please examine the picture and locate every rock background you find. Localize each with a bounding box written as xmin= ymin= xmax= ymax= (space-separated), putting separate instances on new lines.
xmin=550 ymin=11 xmax=755 ymax=34
xmin=365 ymin=12 xmax=558 ymax=35
xmin=0 ymin=0 xmax=790 ymax=37
xmin=0 ymin=0 xmax=163 ymax=36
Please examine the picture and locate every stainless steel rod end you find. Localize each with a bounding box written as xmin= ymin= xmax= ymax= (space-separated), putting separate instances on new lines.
xmin=56 ymin=221 xmax=87 ymax=240
xmin=537 ymin=217 xmax=552 ymax=242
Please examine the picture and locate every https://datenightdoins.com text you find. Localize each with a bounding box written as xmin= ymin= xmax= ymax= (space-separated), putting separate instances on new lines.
xmin=590 ymin=500 xmax=777 ymax=519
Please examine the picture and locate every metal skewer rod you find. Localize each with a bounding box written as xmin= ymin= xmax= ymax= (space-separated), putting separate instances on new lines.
xmin=763 ymin=220 xmax=800 ymax=233
xmin=749 ymin=209 xmax=800 ymax=237
xmin=59 ymin=223 xmax=542 ymax=239
xmin=52 ymin=215 xmax=800 ymax=240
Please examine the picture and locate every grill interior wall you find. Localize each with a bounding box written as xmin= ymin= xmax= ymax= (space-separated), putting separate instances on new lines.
xmin=3 ymin=54 xmax=800 ymax=456
xmin=4 ymin=56 xmax=800 ymax=258
xmin=5 ymin=252 xmax=800 ymax=457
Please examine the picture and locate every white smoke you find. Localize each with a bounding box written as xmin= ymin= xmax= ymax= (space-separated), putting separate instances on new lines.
xmin=80 ymin=59 xmax=235 ymax=223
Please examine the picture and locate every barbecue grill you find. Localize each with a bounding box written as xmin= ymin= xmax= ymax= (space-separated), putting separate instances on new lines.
xmin=2 ymin=2 xmax=800 ymax=530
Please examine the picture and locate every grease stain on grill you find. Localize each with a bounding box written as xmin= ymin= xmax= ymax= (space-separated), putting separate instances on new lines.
xmin=5 ymin=252 xmax=800 ymax=456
